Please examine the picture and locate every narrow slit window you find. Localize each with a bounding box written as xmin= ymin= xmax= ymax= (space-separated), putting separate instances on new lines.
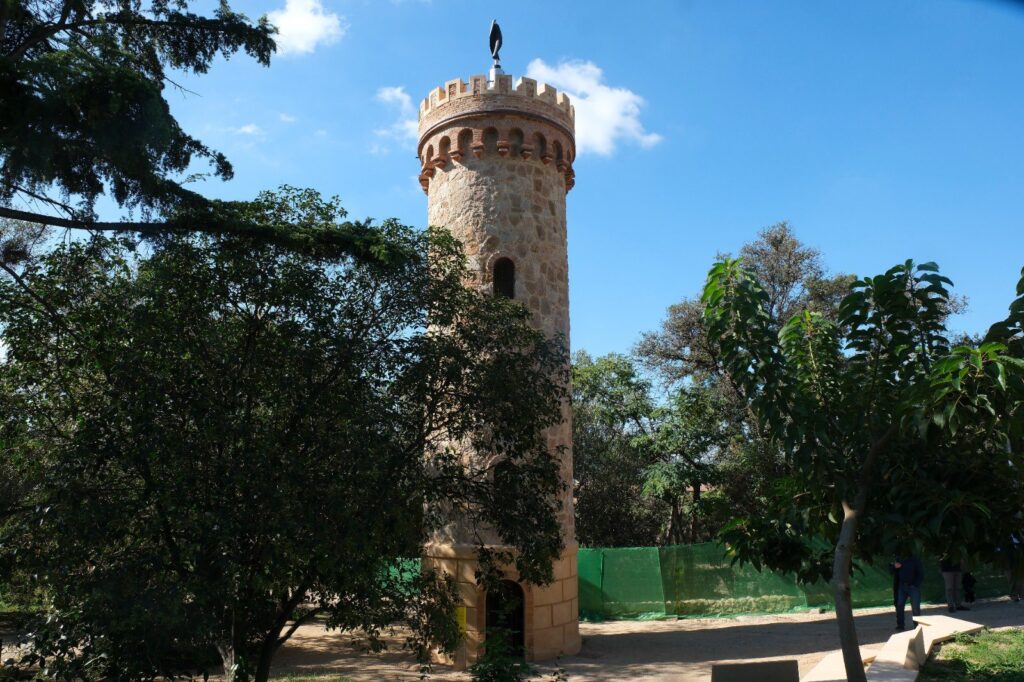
xmin=493 ymin=258 xmax=515 ymax=299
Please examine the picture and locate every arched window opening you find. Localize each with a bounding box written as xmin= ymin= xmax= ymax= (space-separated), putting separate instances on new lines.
xmin=483 ymin=127 xmax=499 ymax=154
xmin=457 ymin=129 xmax=473 ymax=156
xmin=508 ymin=128 xmax=524 ymax=157
xmin=533 ymin=132 xmax=547 ymax=159
xmin=493 ymin=258 xmax=515 ymax=299
xmin=486 ymin=579 xmax=525 ymax=658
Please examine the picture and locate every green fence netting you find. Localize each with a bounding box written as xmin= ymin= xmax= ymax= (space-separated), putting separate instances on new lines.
xmin=578 ymin=543 xmax=1010 ymax=621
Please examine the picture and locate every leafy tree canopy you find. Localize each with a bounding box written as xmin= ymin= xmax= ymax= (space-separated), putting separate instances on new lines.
xmin=636 ymin=384 xmax=738 ymax=545
xmin=702 ymin=257 xmax=1024 ymax=682
xmin=2 ymin=1 xmax=270 ymax=214
xmin=571 ymin=351 xmax=664 ymax=547
xmin=0 ymin=3 xmax=394 ymax=260
xmin=571 ymin=351 xmax=739 ymax=547
xmin=637 ymin=222 xmax=854 ymax=386
xmin=630 ymin=224 xmax=855 ymax=538
xmin=0 ymin=190 xmax=569 ymax=682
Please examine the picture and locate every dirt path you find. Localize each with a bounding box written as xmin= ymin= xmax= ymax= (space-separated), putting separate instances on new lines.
xmin=270 ymin=598 xmax=1024 ymax=681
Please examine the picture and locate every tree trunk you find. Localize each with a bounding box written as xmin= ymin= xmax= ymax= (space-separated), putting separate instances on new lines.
xmin=831 ymin=427 xmax=895 ymax=682
xmin=666 ymin=499 xmax=683 ymax=545
xmin=218 ymin=644 xmax=239 ymax=682
xmin=253 ymin=642 xmax=276 ymax=682
xmin=833 ymin=499 xmax=865 ymax=682
xmin=690 ymin=482 xmax=701 ymax=543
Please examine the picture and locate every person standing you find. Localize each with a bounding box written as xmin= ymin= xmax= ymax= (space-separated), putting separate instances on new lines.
xmin=1008 ymin=533 xmax=1024 ymax=602
xmin=941 ymin=557 xmax=969 ymax=613
xmin=893 ymin=554 xmax=924 ymax=630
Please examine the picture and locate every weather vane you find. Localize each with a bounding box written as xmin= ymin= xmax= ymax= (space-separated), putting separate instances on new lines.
xmin=489 ymin=20 xmax=503 ymax=72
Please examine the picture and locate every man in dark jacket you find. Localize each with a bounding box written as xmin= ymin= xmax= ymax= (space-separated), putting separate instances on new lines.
xmin=893 ymin=554 xmax=924 ymax=630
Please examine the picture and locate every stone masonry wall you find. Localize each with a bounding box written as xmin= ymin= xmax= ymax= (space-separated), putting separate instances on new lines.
xmin=420 ymin=73 xmax=580 ymax=666
xmin=425 ymin=121 xmax=573 ymax=543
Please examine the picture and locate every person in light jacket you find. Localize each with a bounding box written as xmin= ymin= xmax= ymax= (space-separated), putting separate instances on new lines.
xmin=941 ymin=557 xmax=970 ymax=613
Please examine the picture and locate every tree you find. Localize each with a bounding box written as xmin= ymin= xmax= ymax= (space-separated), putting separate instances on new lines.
xmin=2 ymin=2 xmax=269 ymax=215
xmin=0 ymin=190 xmax=569 ymax=682
xmin=702 ymin=258 xmax=1024 ymax=682
xmin=637 ymin=223 xmax=853 ymax=386
xmin=571 ymin=351 xmax=664 ymax=547
xmin=635 ymin=223 xmax=855 ymax=533
xmin=571 ymin=353 xmax=737 ymax=547
xmin=0 ymin=2 xmax=388 ymax=257
xmin=637 ymin=385 xmax=737 ymax=545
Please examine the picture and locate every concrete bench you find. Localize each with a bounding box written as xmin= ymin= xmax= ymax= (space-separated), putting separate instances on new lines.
xmin=712 ymin=659 xmax=800 ymax=682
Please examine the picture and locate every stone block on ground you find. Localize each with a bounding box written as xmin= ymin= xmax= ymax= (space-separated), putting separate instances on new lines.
xmin=712 ymin=659 xmax=799 ymax=682
xmin=802 ymin=646 xmax=879 ymax=682
xmin=874 ymin=626 xmax=926 ymax=669
xmin=865 ymin=660 xmax=919 ymax=682
xmin=914 ymin=614 xmax=984 ymax=650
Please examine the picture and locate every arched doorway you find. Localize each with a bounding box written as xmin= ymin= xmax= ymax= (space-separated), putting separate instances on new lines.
xmin=485 ymin=579 xmax=525 ymax=657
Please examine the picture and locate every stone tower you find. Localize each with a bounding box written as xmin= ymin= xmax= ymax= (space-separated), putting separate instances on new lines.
xmin=417 ymin=68 xmax=579 ymax=667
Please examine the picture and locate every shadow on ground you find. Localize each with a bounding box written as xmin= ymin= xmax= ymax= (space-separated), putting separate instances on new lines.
xmin=270 ymin=599 xmax=1024 ymax=681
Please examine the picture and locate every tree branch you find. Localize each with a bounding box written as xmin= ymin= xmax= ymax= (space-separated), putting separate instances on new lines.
xmin=275 ymin=607 xmax=325 ymax=650
xmin=0 ymin=206 xmax=410 ymax=265
xmin=0 ymin=206 xmax=169 ymax=232
xmin=9 ymin=12 xmax=265 ymax=63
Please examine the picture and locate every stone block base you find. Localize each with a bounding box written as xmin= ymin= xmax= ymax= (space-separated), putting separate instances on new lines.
xmin=423 ymin=543 xmax=581 ymax=669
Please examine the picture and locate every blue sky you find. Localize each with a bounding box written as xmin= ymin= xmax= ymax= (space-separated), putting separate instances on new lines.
xmin=158 ymin=0 xmax=1024 ymax=357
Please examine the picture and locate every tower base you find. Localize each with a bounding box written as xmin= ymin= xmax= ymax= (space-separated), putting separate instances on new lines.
xmin=423 ymin=542 xmax=581 ymax=669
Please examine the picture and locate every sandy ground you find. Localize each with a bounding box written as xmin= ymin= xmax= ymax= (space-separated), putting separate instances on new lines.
xmin=4 ymin=599 xmax=1023 ymax=680
xmin=269 ymin=598 xmax=1024 ymax=681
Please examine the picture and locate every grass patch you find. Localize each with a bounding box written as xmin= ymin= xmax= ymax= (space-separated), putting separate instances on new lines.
xmin=920 ymin=628 xmax=1024 ymax=681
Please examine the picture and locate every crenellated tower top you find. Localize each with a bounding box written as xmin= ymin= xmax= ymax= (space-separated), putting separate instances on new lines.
xmin=417 ymin=73 xmax=576 ymax=194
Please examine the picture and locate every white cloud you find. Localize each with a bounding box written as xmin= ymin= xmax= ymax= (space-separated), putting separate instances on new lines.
xmin=279 ymin=113 xmax=297 ymax=123
xmin=373 ymin=85 xmax=418 ymax=151
xmin=375 ymin=86 xmax=414 ymax=117
xmin=526 ymin=58 xmax=662 ymax=156
xmin=268 ymin=0 xmax=348 ymax=56
xmin=233 ymin=123 xmax=264 ymax=136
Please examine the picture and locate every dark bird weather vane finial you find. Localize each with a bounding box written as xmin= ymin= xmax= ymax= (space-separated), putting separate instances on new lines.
xmin=489 ymin=20 xmax=503 ymax=71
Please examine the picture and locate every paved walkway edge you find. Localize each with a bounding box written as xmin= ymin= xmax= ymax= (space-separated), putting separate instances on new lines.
xmin=801 ymin=615 xmax=983 ymax=682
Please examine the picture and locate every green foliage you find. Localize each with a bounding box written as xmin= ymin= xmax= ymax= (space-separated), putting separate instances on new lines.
xmin=637 ymin=222 xmax=853 ymax=385
xmin=0 ymin=191 xmax=568 ymax=681
xmin=571 ymin=349 xmax=741 ymax=547
xmin=571 ymin=351 xmax=665 ymax=547
xmin=703 ymin=258 xmax=1023 ymax=572
xmin=1 ymin=1 xmax=273 ymax=217
xmin=469 ymin=628 xmax=535 ymax=682
xmin=919 ymin=628 xmax=1024 ymax=681
xmin=634 ymin=223 xmax=855 ymax=543
xmin=702 ymin=255 xmax=1024 ymax=680
xmin=637 ymin=385 xmax=738 ymax=544
xmin=468 ymin=628 xmax=567 ymax=682
xmin=1 ymin=6 xmax=384 ymax=259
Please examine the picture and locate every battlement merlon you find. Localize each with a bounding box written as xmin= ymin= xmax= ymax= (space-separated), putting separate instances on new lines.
xmin=418 ymin=74 xmax=575 ymax=140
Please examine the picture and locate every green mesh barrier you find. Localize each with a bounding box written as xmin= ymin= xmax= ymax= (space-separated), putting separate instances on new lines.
xmin=660 ymin=544 xmax=808 ymax=617
xmin=577 ymin=548 xmax=605 ymax=620
xmin=578 ymin=543 xmax=1013 ymax=621
xmin=597 ymin=547 xmax=668 ymax=619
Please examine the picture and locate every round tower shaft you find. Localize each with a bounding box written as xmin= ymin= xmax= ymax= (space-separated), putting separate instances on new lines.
xmin=418 ymin=71 xmax=580 ymax=667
